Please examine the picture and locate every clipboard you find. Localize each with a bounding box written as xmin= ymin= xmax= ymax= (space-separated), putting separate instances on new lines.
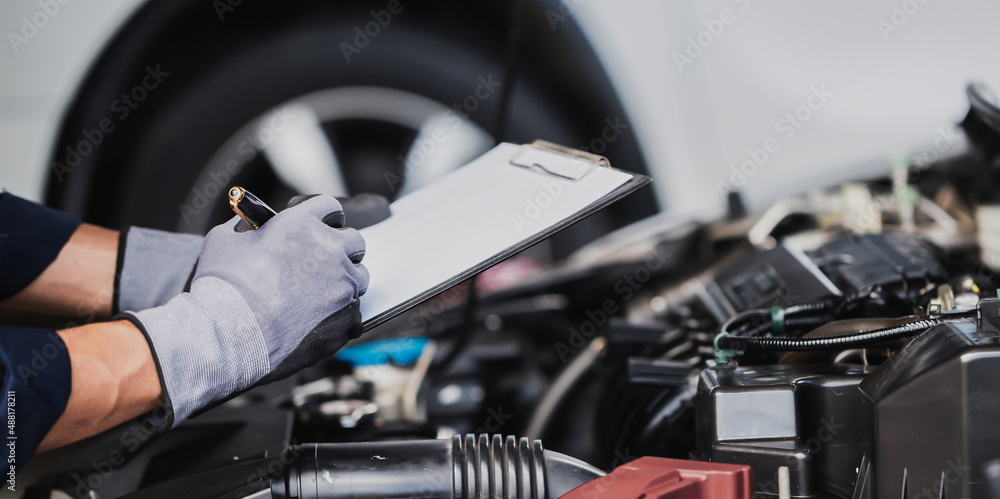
xmin=358 ymin=140 xmax=651 ymax=330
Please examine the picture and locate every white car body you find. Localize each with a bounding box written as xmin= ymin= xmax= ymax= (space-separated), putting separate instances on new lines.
xmin=3 ymin=0 xmax=1000 ymax=221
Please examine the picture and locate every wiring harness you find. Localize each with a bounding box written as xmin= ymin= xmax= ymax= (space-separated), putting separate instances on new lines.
xmin=713 ymin=295 xmax=971 ymax=363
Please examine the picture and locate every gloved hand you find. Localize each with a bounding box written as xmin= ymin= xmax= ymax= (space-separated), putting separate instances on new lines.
xmin=120 ymin=195 xmax=369 ymax=427
xmin=114 ymin=194 xmax=389 ymax=313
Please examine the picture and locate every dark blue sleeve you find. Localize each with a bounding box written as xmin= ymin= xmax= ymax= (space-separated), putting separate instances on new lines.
xmin=0 ymin=327 xmax=71 ymax=471
xmin=0 ymin=192 xmax=82 ymax=301
xmin=0 ymin=193 xmax=78 ymax=468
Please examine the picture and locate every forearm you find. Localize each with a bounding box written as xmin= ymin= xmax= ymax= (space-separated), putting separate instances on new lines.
xmin=0 ymin=223 xmax=119 ymax=320
xmin=37 ymin=320 xmax=162 ymax=452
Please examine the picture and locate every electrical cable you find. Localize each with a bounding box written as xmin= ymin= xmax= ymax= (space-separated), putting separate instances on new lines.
xmin=712 ymin=294 xmax=932 ymax=361
xmin=718 ymin=299 xmax=836 ymax=339
xmin=525 ymin=337 xmax=607 ymax=439
xmin=716 ymin=316 xmax=955 ymax=352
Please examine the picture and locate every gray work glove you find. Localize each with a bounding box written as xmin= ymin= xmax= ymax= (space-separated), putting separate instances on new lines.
xmin=120 ymin=195 xmax=369 ymax=427
xmin=113 ymin=194 xmax=389 ymax=314
xmin=114 ymin=228 xmax=203 ymax=314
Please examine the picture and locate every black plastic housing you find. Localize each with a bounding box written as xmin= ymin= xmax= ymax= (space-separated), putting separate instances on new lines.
xmin=695 ymin=364 xmax=874 ymax=498
xmin=860 ymin=320 xmax=1000 ymax=498
xmin=697 ymin=316 xmax=1000 ymax=498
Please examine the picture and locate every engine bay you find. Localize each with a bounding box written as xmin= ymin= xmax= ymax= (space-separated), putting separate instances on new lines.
xmin=19 ymin=85 xmax=1000 ymax=499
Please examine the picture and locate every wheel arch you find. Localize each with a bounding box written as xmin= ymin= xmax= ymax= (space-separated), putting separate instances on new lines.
xmin=46 ymin=0 xmax=657 ymax=231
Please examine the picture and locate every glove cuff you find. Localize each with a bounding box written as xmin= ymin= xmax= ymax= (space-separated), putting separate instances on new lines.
xmin=115 ymin=227 xmax=203 ymax=314
xmin=114 ymin=312 xmax=176 ymax=430
xmin=126 ymin=277 xmax=270 ymax=426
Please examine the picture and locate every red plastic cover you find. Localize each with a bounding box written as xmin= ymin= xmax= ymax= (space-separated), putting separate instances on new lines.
xmin=559 ymin=456 xmax=753 ymax=499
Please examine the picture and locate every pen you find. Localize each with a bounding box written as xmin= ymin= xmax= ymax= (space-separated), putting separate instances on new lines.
xmin=228 ymin=186 xmax=277 ymax=229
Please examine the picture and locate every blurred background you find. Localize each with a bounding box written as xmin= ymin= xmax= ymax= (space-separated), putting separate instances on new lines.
xmin=2 ymin=0 xmax=999 ymax=256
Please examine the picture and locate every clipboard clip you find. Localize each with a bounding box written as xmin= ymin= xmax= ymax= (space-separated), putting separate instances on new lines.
xmin=509 ymin=140 xmax=611 ymax=181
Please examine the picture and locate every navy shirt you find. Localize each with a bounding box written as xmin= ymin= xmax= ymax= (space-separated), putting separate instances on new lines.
xmin=0 ymin=192 xmax=78 ymax=471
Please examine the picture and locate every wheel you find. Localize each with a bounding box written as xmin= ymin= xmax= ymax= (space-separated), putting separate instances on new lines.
xmin=48 ymin=0 xmax=657 ymax=257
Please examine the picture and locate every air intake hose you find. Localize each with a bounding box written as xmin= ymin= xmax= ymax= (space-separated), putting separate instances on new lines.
xmin=271 ymin=434 xmax=604 ymax=499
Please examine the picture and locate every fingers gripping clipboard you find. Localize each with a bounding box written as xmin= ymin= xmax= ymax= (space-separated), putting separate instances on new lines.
xmin=358 ymin=140 xmax=651 ymax=330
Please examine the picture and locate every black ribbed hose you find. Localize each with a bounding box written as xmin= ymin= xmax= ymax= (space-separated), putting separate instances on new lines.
xmin=272 ymin=434 xmax=605 ymax=499
xmin=717 ymin=318 xmax=943 ymax=352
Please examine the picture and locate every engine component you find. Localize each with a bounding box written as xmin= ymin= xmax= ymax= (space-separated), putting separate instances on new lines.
xmin=709 ymin=232 xmax=944 ymax=323
xmin=715 ymin=316 xmax=949 ymax=354
xmin=559 ymin=456 xmax=753 ymax=499
xmin=858 ymin=319 xmax=1000 ymax=498
xmin=275 ymin=434 xmax=603 ymax=499
xmin=811 ymin=232 xmax=946 ymax=300
xmin=695 ymin=363 xmax=873 ymax=498
xmin=124 ymin=434 xmax=604 ymax=499
xmin=711 ymin=243 xmax=839 ymax=315
xmin=31 ymin=83 xmax=1000 ymax=499
xmin=697 ymin=310 xmax=1000 ymax=498
xmin=598 ymin=219 xmax=987 ymax=497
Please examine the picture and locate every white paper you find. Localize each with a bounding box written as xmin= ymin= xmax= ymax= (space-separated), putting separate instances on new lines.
xmin=359 ymin=143 xmax=634 ymax=324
